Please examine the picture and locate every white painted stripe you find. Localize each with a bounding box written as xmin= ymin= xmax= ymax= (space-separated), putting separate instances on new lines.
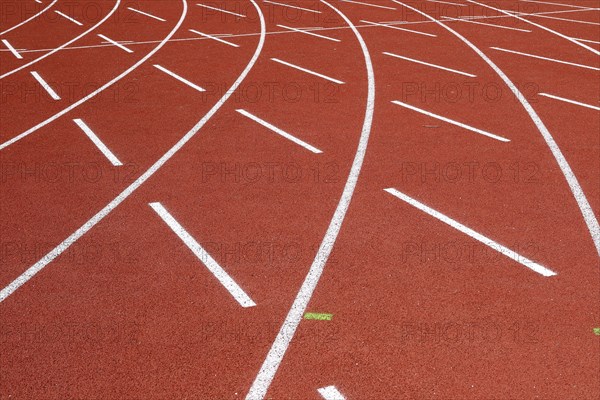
xmin=277 ymin=24 xmax=340 ymax=42
xmin=445 ymin=15 xmax=532 ymax=32
xmin=520 ymin=0 xmax=596 ymax=10
xmin=490 ymin=46 xmax=600 ymax=71
xmin=384 ymin=188 xmax=557 ymax=276
xmin=236 ymin=109 xmax=322 ymax=153
xmin=73 ymin=119 xmax=122 ymax=166
xmin=97 ymin=34 xmax=133 ymax=53
xmin=245 ymin=1 xmax=375 ymax=398
xmin=35 ymin=0 xmax=43 ymax=3
xmin=127 ymin=7 xmax=166 ymax=21
xmin=318 ymin=386 xmax=346 ymax=400
xmin=341 ymin=0 xmax=396 ymax=9
xmin=54 ymin=10 xmax=83 ymax=26
xmin=30 ymin=71 xmax=60 ymax=100
xmin=196 ymin=3 xmax=246 ymax=17
xmin=0 ymin=0 xmax=265 ymax=303
xmin=360 ymin=19 xmax=437 ymax=36
xmin=383 ymin=51 xmax=476 ymax=77
xmin=271 ymin=57 xmax=344 ymax=84
xmin=528 ymin=13 xmax=600 ymax=25
xmin=1 ymin=0 xmax=58 ymax=36
xmin=2 ymin=39 xmax=22 ymax=59
xmin=154 ymin=64 xmax=206 ymax=92
xmin=264 ymin=0 xmax=321 ymax=13
xmin=189 ymin=29 xmax=239 ymax=47
xmin=150 ymin=202 xmax=256 ymax=308
xmin=428 ymin=0 xmax=466 ymax=6
xmin=391 ymin=100 xmax=509 ymax=142
xmin=571 ymin=37 xmax=600 ymax=44
xmin=539 ymin=92 xmax=600 ymax=111
xmin=393 ymin=0 xmax=600 ymax=258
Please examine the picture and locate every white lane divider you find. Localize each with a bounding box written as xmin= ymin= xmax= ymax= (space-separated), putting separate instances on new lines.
xmin=127 ymin=7 xmax=166 ymax=22
xmin=264 ymin=0 xmax=321 ymax=13
xmin=2 ymin=39 xmax=22 ymax=59
xmin=428 ymin=0 xmax=466 ymax=6
xmin=271 ymin=58 xmax=344 ymax=84
xmin=236 ymin=109 xmax=323 ymax=154
xmin=383 ymin=51 xmax=476 ymax=77
xmin=55 ymin=10 xmax=83 ymax=26
xmin=318 ymin=386 xmax=346 ymax=400
xmin=1 ymin=0 xmax=58 ymax=36
xmin=30 ymin=71 xmax=60 ymax=100
xmin=489 ymin=47 xmax=600 ymax=71
xmin=149 ymin=202 xmax=256 ymax=308
xmin=384 ymin=188 xmax=557 ymax=277
xmin=73 ymin=119 xmax=122 ymax=166
xmin=277 ymin=24 xmax=340 ymax=42
xmin=341 ymin=0 xmax=396 ymax=10
xmin=196 ymin=3 xmax=246 ymax=17
xmin=527 ymin=13 xmax=600 ymax=25
xmin=189 ymin=29 xmax=239 ymax=47
xmin=539 ymin=93 xmax=600 ymax=111
xmin=520 ymin=0 xmax=598 ymax=10
xmin=445 ymin=16 xmax=532 ymax=32
xmin=154 ymin=64 xmax=206 ymax=92
xmin=97 ymin=34 xmax=134 ymax=53
xmin=360 ymin=19 xmax=437 ymax=37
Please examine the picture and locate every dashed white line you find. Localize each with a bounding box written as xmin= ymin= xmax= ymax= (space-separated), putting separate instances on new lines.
xmin=97 ymin=34 xmax=133 ymax=53
xmin=73 ymin=118 xmax=122 ymax=166
xmin=384 ymin=188 xmax=557 ymax=277
xmin=236 ymin=109 xmax=322 ymax=153
xmin=30 ymin=71 xmax=60 ymax=100
xmin=391 ymin=100 xmax=510 ymax=142
xmin=264 ymin=0 xmax=322 ymax=13
xmin=383 ymin=51 xmax=476 ymax=77
xmin=189 ymin=29 xmax=239 ymax=47
xmin=446 ymin=15 xmax=532 ymax=32
xmin=318 ymin=386 xmax=346 ymax=400
xmin=360 ymin=19 xmax=437 ymax=37
xmin=490 ymin=46 xmax=600 ymax=71
xmin=196 ymin=3 xmax=246 ymax=17
xmin=154 ymin=64 xmax=206 ymax=92
xmin=127 ymin=7 xmax=166 ymax=21
xmin=341 ymin=0 xmax=396 ymax=10
xmin=2 ymin=39 xmax=22 ymax=59
xmin=277 ymin=24 xmax=340 ymax=42
xmin=54 ymin=10 xmax=83 ymax=26
xmin=271 ymin=57 xmax=344 ymax=84
xmin=428 ymin=0 xmax=467 ymax=6
xmin=520 ymin=0 xmax=596 ymax=10
xmin=539 ymin=93 xmax=600 ymax=111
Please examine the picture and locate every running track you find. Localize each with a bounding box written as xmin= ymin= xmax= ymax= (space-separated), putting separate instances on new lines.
xmin=1 ymin=0 xmax=599 ymax=398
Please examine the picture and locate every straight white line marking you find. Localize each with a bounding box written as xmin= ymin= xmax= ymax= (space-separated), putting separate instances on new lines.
xmin=236 ymin=109 xmax=322 ymax=153
xmin=189 ymin=29 xmax=239 ymax=47
xmin=264 ymin=0 xmax=321 ymax=13
xmin=360 ymin=19 xmax=437 ymax=36
xmin=539 ymin=92 xmax=600 ymax=111
xmin=428 ymin=0 xmax=467 ymax=6
xmin=30 ymin=71 xmax=60 ymax=100
xmin=35 ymin=0 xmax=42 ymax=3
xmin=383 ymin=51 xmax=476 ymax=77
xmin=277 ymin=24 xmax=340 ymax=41
xmin=196 ymin=3 xmax=246 ymax=17
xmin=490 ymin=46 xmax=600 ymax=71
xmin=97 ymin=34 xmax=133 ymax=53
xmin=154 ymin=64 xmax=206 ymax=92
xmin=55 ymin=10 xmax=83 ymax=26
xmin=318 ymin=386 xmax=346 ymax=400
xmin=1 ymin=0 xmax=57 ymax=36
xmin=341 ymin=0 xmax=396 ymax=9
xmin=245 ymin=1 xmax=375 ymax=398
xmin=384 ymin=188 xmax=557 ymax=277
xmin=149 ymin=202 xmax=256 ymax=308
xmin=527 ymin=13 xmax=600 ymax=25
xmin=445 ymin=15 xmax=532 ymax=32
xmin=391 ymin=100 xmax=510 ymax=142
xmin=520 ymin=0 xmax=596 ymax=10
xmin=73 ymin=119 xmax=122 ymax=166
xmin=271 ymin=57 xmax=344 ymax=84
xmin=2 ymin=39 xmax=22 ymax=59
xmin=127 ymin=7 xmax=166 ymax=21
xmin=571 ymin=37 xmax=600 ymax=44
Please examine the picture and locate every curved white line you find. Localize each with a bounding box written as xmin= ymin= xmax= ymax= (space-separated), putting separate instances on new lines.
xmin=0 ymin=0 xmax=59 ymax=36
xmin=245 ymin=0 xmax=375 ymax=398
xmin=465 ymin=0 xmax=600 ymax=56
xmin=0 ymin=0 xmax=121 ymax=80
xmin=392 ymin=0 xmax=600 ymax=257
xmin=0 ymin=0 xmax=266 ymax=303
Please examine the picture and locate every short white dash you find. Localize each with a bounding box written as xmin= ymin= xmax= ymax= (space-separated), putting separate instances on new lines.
xmin=189 ymin=29 xmax=239 ymax=47
xmin=446 ymin=15 xmax=532 ymax=32
xmin=384 ymin=188 xmax=557 ymax=277
xmin=97 ymin=34 xmax=133 ymax=53
xmin=341 ymin=0 xmax=396 ymax=9
xmin=539 ymin=92 xmax=600 ymax=111
xmin=30 ymin=71 xmax=60 ymax=100
xmin=196 ymin=3 xmax=246 ymax=17
xmin=318 ymin=386 xmax=346 ymax=400
xmin=154 ymin=64 xmax=206 ymax=92
xmin=73 ymin=119 xmax=122 ymax=166
xmin=277 ymin=24 xmax=340 ymax=42
xmin=271 ymin=57 xmax=344 ymax=84
xmin=2 ymin=39 xmax=22 ymax=59
xmin=127 ymin=7 xmax=166 ymax=22
xmin=236 ymin=109 xmax=322 ymax=154
xmin=35 ymin=0 xmax=42 ymax=3
xmin=149 ymin=202 xmax=256 ymax=308
xmin=264 ymin=0 xmax=321 ymax=13
xmin=391 ymin=100 xmax=510 ymax=142
xmin=490 ymin=46 xmax=600 ymax=71
xmin=55 ymin=10 xmax=83 ymax=25
xmin=384 ymin=51 xmax=476 ymax=77
xmin=428 ymin=0 xmax=467 ymax=6
xmin=360 ymin=19 xmax=437 ymax=37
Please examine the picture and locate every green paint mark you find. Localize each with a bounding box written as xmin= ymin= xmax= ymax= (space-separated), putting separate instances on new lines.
xmin=594 ymin=328 xmax=600 ymax=336
xmin=304 ymin=312 xmax=333 ymax=321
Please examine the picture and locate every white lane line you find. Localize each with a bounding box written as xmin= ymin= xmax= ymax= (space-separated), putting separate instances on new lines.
xmin=0 ymin=0 xmax=266 ymax=304
xmin=2 ymin=39 xmax=22 ymax=59
xmin=245 ymin=0 xmax=375 ymax=398
xmin=271 ymin=57 xmax=344 ymax=84
xmin=490 ymin=46 xmax=600 ymax=71
xmin=277 ymin=24 xmax=340 ymax=42
xmin=539 ymin=92 xmax=600 ymax=111
xmin=341 ymin=0 xmax=396 ymax=10
xmin=97 ymin=34 xmax=133 ymax=53
xmin=35 ymin=0 xmax=42 ymax=3
xmin=1 ymin=0 xmax=58 ymax=36
xmin=391 ymin=100 xmax=509 ymax=142
xmin=54 ymin=10 xmax=83 ymax=26
xmin=571 ymin=37 xmax=600 ymax=44
xmin=520 ymin=0 xmax=597 ymax=10
xmin=150 ymin=202 xmax=256 ymax=308
xmin=383 ymin=51 xmax=476 ymax=77
xmin=527 ymin=13 xmax=600 ymax=25
xmin=154 ymin=64 xmax=206 ymax=92
xmin=236 ymin=109 xmax=322 ymax=153
xmin=264 ymin=0 xmax=321 ymax=13
xmin=428 ymin=0 xmax=467 ymax=6
xmin=127 ymin=7 xmax=166 ymax=21
xmin=446 ymin=16 xmax=533 ymax=32
xmin=73 ymin=118 xmax=122 ymax=166
xmin=30 ymin=71 xmax=60 ymax=100
xmin=360 ymin=19 xmax=437 ymax=36
xmin=196 ymin=3 xmax=246 ymax=17
xmin=318 ymin=386 xmax=346 ymax=400
xmin=384 ymin=188 xmax=557 ymax=277
xmin=393 ymin=0 xmax=600 ymax=258
xmin=189 ymin=29 xmax=239 ymax=47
